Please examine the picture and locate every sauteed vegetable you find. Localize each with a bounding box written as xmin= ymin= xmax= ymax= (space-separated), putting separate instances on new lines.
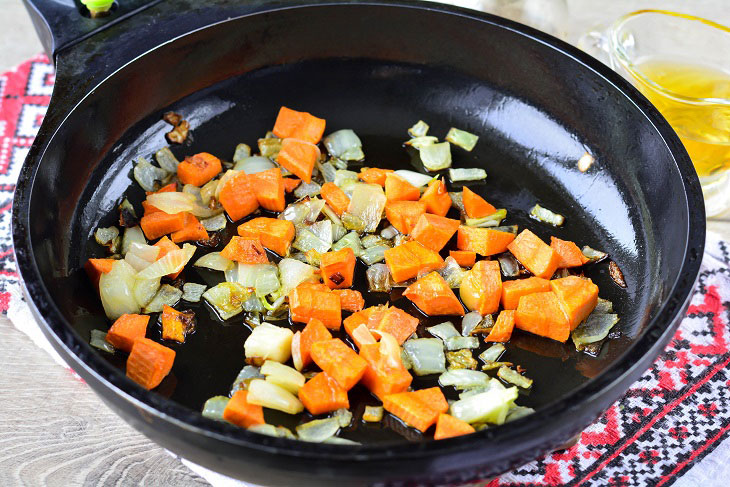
xmin=86 ymin=107 xmax=621 ymax=443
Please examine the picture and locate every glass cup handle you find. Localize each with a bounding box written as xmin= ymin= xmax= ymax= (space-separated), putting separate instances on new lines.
xmin=577 ymin=22 xmax=614 ymax=67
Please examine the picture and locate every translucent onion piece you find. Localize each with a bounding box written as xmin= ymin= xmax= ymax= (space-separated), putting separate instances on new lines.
xmin=201 ymin=213 xmax=227 ymax=232
xmin=360 ymin=245 xmax=388 ymax=265
xmin=445 ymin=336 xmax=480 ymax=350
xmin=244 ymin=323 xmax=293 ymax=363
xmin=122 ymin=226 xmax=146 ymax=256
xmin=478 ymin=343 xmax=506 ymax=363
xmin=497 ymin=366 xmax=533 ymax=389
xmin=445 ymin=128 xmax=479 ymax=151
xmin=202 ymin=396 xmax=229 ymax=421
xmin=427 ymin=322 xmax=460 ymax=341
xmin=215 ymin=170 xmax=240 ymax=200
xmin=347 ymin=183 xmax=386 ymax=233
xmin=449 ymin=384 xmax=518 ymax=425
xmin=125 ymin=252 xmax=151 ymax=273
xmin=143 ymin=284 xmax=182 ymax=313
xmin=293 ymin=228 xmax=331 ymax=254
xmin=203 ymin=282 xmax=249 ymax=320
xmin=374 ymin=330 xmax=402 ymax=369
xmin=324 ymin=129 xmax=364 ymax=161
xmin=99 ymin=260 xmax=140 ymax=319
xmin=296 ymin=417 xmax=340 ymax=442
xmin=200 ymin=179 xmax=219 ymax=206
xmin=497 ymin=254 xmax=520 ymax=277
xmin=331 ymin=223 xmax=346 ymax=243
xmin=279 ymin=198 xmax=324 ymax=226
xmin=291 ymin=331 xmax=304 ymax=371
xmin=182 ymin=282 xmax=207 ymax=303
xmin=225 ymin=266 xmax=238 ymax=283
xmin=95 ymin=226 xmax=119 ymax=245
xmin=294 ymin=181 xmax=322 ymax=199
xmin=492 ymin=225 xmax=519 ymax=234
xmin=255 ymin=265 xmax=280 ymax=297
xmin=446 ymin=349 xmax=478 ymax=370
xmin=237 ymin=263 xmax=270 ymax=287
xmin=310 ymin=220 xmax=333 ymax=245
xmin=133 ymin=277 xmax=161 ymax=308
xmin=506 ymin=406 xmax=536 ymax=422
xmin=582 ymin=246 xmax=608 ymax=263
xmin=572 ymin=313 xmax=620 ymax=348
xmin=136 ymin=244 xmax=195 ymax=280
xmin=318 ymin=161 xmax=337 ymax=183
xmin=194 ymin=251 xmax=234 ymax=271
xmin=233 ymin=143 xmax=252 ymax=162
xmin=233 ymin=155 xmax=275 ymax=174
xmin=363 ymin=405 xmax=384 ymax=422
xmin=408 ymin=120 xmax=429 ymax=138
xmin=261 ymin=360 xmax=306 ymax=394
xmin=529 ymin=204 xmax=565 ymax=226
xmin=331 ymin=157 xmax=348 ymax=170
xmin=594 ymin=297 xmax=614 ymax=314
xmin=125 ymin=242 xmax=160 ymax=271
xmin=321 ymin=202 xmax=343 ymax=227
xmin=230 ymin=365 xmax=264 ymax=394
xmin=438 ymin=256 xmax=466 ymax=288
xmin=403 ymin=338 xmax=446 ymax=376
xmin=247 ymin=379 xmax=303 ymax=414
xmin=278 ymin=258 xmax=317 ymax=296
xmin=461 ymin=311 xmax=483 ymax=336
xmin=393 ymin=169 xmax=433 ymax=188
xmin=90 ymin=329 xmax=115 ymax=353
xmin=155 ymin=147 xmax=180 ymax=172
xmin=366 ymin=263 xmax=393 ymax=292
xmin=258 ymin=137 xmax=283 ymax=159
xmin=332 ymin=231 xmax=364 ymax=257
xmin=420 ymin=142 xmax=452 ymax=171
xmin=439 ymin=369 xmax=490 ymax=389
xmin=449 ymin=191 xmax=465 ymax=214
xmin=361 ymin=235 xmax=389 ymax=249
xmin=334 ymin=170 xmax=359 ymax=191
xmin=247 ymin=424 xmax=279 ymax=437
xmin=134 ymin=157 xmax=168 ymax=192
xmin=146 ymin=191 xmax=197 ymax=214
xmin=405 ymin=136 xmax=438 ymax=149
xmin=352 ymin=324 xmax=377 ymax=347
xmin=448 ymin=167 xmax=487 ymax=182
xmin=465 ymin=209 xmax=507 ymax=227
xmin=334 ymin=408 xmax=353 ymax=428
xmin=380 ymin=225 xmax=399 ymax=240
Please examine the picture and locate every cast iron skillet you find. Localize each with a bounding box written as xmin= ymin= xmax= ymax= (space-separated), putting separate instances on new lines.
xmin=14 ymin=0 xmax=705 ymax=485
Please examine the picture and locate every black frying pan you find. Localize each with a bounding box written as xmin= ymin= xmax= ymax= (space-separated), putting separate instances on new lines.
xmin=14 ymin=1 xmax=705 ymax=485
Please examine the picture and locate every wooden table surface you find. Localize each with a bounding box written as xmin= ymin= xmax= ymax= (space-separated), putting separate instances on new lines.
xmin=1 ymin=1 xmax=729 ymax=486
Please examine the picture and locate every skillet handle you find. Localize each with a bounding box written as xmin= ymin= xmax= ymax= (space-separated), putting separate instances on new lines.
xmin=22 ymin=0 xmax=163 ymax=61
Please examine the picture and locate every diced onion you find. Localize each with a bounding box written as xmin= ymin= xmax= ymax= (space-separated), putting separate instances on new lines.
xmin=449 ymin=383 xmax=518 ymax=424
xmin=99 ymin=260 xmax=140 ymax=319
xmin=317 ymin=160 xmax=337 ymax=183
xmin=291 ymin=331 xmax=303 ymax=371
xmin=497 ymin=254 xmax=520 ymax=277
xmin=261 ymin=360 xmax=306 ymax=394
xmin=334 ymin=408 xmax=353 ymax=428
xmin=194 ymin=252 xmax=234 ymax=271
xmin=445 ymin=336 xmax=480 ymax=350
xmin=427 ymin=322 xmax=460 ymax=341
xmin=332 ymin=231 xmax=363 ymax=257
xmin=572 ymin=313 xmax=620 ymax=348
xmin=182 ymin=282 xmax=207 ymax=302
xmin=529 ymin=204 xmax=565 ymax=226
xmin=203 ymin=282 xmax=251 ymax=320
xmin=238 ymin=263 xmax=271 ymax=287
xmin=408 ymin=120 xmax=429 ymax=138
xmin=244 ymin=323 xmax=293 ymax=363
xmin=324 ymin=129 xmax=364 ymax=161
xmin=278 ymin=258 xmax=317 ymax=296
xmin=146 ymin=192 xmax=197 ymax=214
xmin=420 ymin=142 xmax=452 ymax=171
xmin=294 ymin=181 xmax=322 ymax=199
xmin=134 ymin=157 xmax=168 ymax=192
xmin=95 ymin=226 xmax=119 ymax=246
xmin=133 ymin=277 xmax=161 ymax=308
xmin=155 ymin=147 xmax=180 ymax=172
xmin=380 ymin=225 xmax=399 ymax=239
xmin=497 ymin=366 xmax=533 ymax=389
xmin=231 ymin=365 xmax=264 ymax=394
xmin=405 ymin=136 xmax=438 ymax=149
xmin=136 ymin=244 xmax=195 ymax=279
xmin=293 ymin=228 xmax=331 ymax=254
xmin=296 ymin=417 xmax=340 ymax=442
xmin=360 ymin=245 xmax=388 ymax=265
xmin=449 ymin=167 xmax=487 ymax=182
xmin=363 ymin=405 xmax=384 ymax=422
xmin=247 ymin=379 xmax=303 ymax=414
xmin=346 ymin=183 xmax=386 ymax=233
xmin=310 ymin=220 xmax=333 ymax=245
xmin=122 ymin=226 xmax=146 ymax=256
xmin=89 ymin=329 xmax=115 ymax=353
xmin=461 ymin=311 xmax=483 ymax=336
xmin=582 ymin=246 xmax=608 ymax=263
xmin=200 ymin=179 xmax=219 ymax=206
xmin=125 ymin=242 xmax=160 ymax=271
xmin=403 ymin=338 xmax=446 ymax=376
xmin=479 ymin=343 xmax=506 ymax=363
xmin=233 ymin=143 xmax=252 ymax=162
xmin=438 ymin=256 xmax=466 ymax=287
xmin=366 ymin=263 xmax=393 ymax=292
xmin=233 ymin=156 xmax=276 ymax=174
xmin=439 ymin=369 xmax=490 ymax=389
xmin=393 ymin=169 xmax=433 ymax=188
xmin=143 ymin=284 xmax=182 ymax=313
xmin=202 ymin=396 xmax=229 ymax=421
xmin=465 ymin=209 xmax=507 ymax=227
xmin=255 ymin=265 xmax=280 ymax=297
xmin=445 ymin=128 xmax=479 ymax=151
xmin=201 ymin=213 xmax=227 ymax=232
xmin=506 ymin=406 xmax=536 ymax=422
xmin=334 ymin=170 xmax=359 ymax=189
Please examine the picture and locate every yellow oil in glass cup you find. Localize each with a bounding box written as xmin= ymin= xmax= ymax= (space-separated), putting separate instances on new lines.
xmin=608 ymin=10 xmax=730 ymax=217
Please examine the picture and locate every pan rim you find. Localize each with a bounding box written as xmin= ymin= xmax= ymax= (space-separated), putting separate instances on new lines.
xmin=12 ymin=0 xmax=706 ymax=465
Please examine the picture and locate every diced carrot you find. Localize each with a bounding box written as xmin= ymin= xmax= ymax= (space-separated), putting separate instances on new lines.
xmin=218 ymin=171 xmax=259 ymax=222
xmin=457 ymin=226 xmax=516 ymax=256
xmin=141 ymin=200 xmax=162 ymax=215
xmin=298 ymin=372 xmax=349 ymax=415
xmin=237 ymin=217 xmax=295 ymax=257
xmin=434 ymin=413 xmax=476 ymax=440
xmin=106 ymin=314 xmax=149 ymax=352
xmin=459 ymin=260 xmax=502 ymax=315
xmin=220 ymin=236 xmax=268 ymax=264
xmin=146 ymin=182 xmax=177 ymax=195
xmin=359 ymin=343 xmax=412 ymax=400
xmin=272 ymin=106 xmax=326 ymax=144
xmin=514 ymin=291 xmax=570 ymax=342
xmin=139 ymin=211 xmax=186 ymax=240
xmin=412 ymin=387 xmax=449 ymax=414
xmin=385 ymin=173 xmax=420 ymax=202
xmin=299 ymin=318 xmax=333 ymax=369
xmin=382 ymin=390 xmax=440 ymax=432
xmin=333 ymin=289 xmax=364 ymax=312
xmin=296 ymin=281 xmax=331 ymax=292
xmin=501 ymin=277 xmax=551 ymax=310
xmin=320 ymin=182 xmax=351 ymax=217
xmin=310 ymin=338 xmax=367 ymax=390
xmin=160 ymin=305 xmax=192 ymax=343
xmin=343 ymin=306 xmax=385 ymax=347
xmin=289 ymin=285 xmax=342 ymax=329
xmin=358 ymin=167 xmax=393 ymax=186
xmin=419 ymin=179 xmax=451 ymax=217
xmin=507 ymin=229 xmax=561 ymax=279
xmin=462 ymin=186 xmax=497 ymax=219
xmin=320 ymin=248 xmax=356 ymax=289
xmin=384 ymin=241 xmax=444 ymax=283
xmin=486 ymin=310 xmax=516 ymax=342
xmin=126 ymin=338 xmax=175 ymax=390
xmin=177 ymin=152 xmax=222 ymax=187
xmin=249 ymin=168 xmax=285 ymax=212
xmin=410 ymin=213 xmax=460 ymax=252
xmin=550 ymin=276 xmax=599 ymax=330
xmin=405 ymin=240 xmax=445 ymax=273
xmin=449 ymin=250 xmax=476 ymax=268
xmin=550 ymin=237 xmax=589 ymax=268
xmin=283 ymin=177 xmax=301 ymax=193
xmin=403 ymin=271 xmax=464 ymax=316
xmin=277 ymin=138 xmax=319 ymax=183
xmin=375 ymin=306 xmax=419 ymax=345
xmin=223 ymin=390 xmax=265 ymax=428
xmin=171 ymin=212 xmax=209 ymax=243
xmin=385 ymin=200 xmax=426 ymax=234
xmin=84 ymin=258 xmax=115 ymax=291
xmin=153 ymin=236 xmax=183 ymax=279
